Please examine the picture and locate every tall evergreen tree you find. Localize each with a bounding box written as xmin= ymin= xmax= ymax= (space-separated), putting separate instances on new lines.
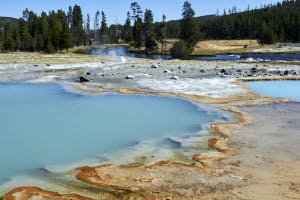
xmin=0 ymin=29 xmax=3 ymax=51
xmin=3 ymin=23 xmax=15 ymax=51
xmin=39 ymin=12 xmax=50 ymax=51
xmin=130 ymin=2 xmax=143 ymax=48
xmin=133 ymin=17 xmax=144 ymax=49
xmin=61 ymin=22 xmax=73 ymax=51
xmin=144 ymin=9 xmax=156 ymax=52
xmin=71 ymin=5 xmax=84 ymax=46
xmin=56 ymin=10 xmax=73 ymax=51
xmin=48 ymin=11 xmax=62 ymax=51
xmin=13 ymin=28 xmax=21 ymax=50
xmin=180 ymin=1 xmax=200 ymax=49
xmin=18 ymin=18 xmax=32 ymax=51
xmin=144 ymin=9 xmax=154 ymax=41
xmin=258 ymin=22 xmax=276 ymax=44
xmin=94 ymin=10 xmax=100 ymax=44
xmin=100 ymin=11 xmax=109 ymax=44
xmin=86 ymin=14 xmax=92 ymax=45
xmin=157 ymin=14 xmax=167 ymax=54
xmin=123 ymin=11 xmax=133 ymax=43
xmin=67 ymin=6 xmax=73 ymax=27
xmin=130 ymin=2 xmax=143 ymax=20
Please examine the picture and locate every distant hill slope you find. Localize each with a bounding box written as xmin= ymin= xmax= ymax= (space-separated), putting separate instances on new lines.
xmin=0 ymin=17 xmax=18 ymax=28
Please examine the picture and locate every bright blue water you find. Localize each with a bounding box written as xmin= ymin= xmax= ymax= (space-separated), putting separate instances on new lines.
xmin=0 ymin=83 xmax=221 ymax=183
xmin=83 ymin=47 xmax=300 ymax=62
xmin=242 ymin=81 xmax=300 ymax=100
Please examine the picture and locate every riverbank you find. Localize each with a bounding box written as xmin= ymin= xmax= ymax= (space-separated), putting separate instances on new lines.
xmin=127 ymin=39 xmax=300 ymax=57
xmin=1 ymin=52 xmax=300 ymax=199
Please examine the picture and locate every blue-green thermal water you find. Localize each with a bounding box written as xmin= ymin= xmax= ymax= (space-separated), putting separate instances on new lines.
xmin=242 ymin=81 xmax=300 ymax=100
xmin=0 ymin=83 xmax=223 ymax=184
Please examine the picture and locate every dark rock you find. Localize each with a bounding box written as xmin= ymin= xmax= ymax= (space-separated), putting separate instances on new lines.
xmin=125 ymin=75 xmax=134 ymax=79
xmin=76 ymin=76 xmax=90 ymax=82
xmin=251 ymin=67 xmax=258 ymax=73
xmin=220 ymin=69 xmax=226 ymax=74
xmin=151 ymin=64 xmax=159 ymax=69
xmin=86 ymin=72 xmax=91 ymax=75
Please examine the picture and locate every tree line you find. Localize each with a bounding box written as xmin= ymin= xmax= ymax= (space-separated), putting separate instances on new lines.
xmin=0 ymin=0 xmax=299 ymax=53
xmin=161 ymin=0 xmax=300 ymax=44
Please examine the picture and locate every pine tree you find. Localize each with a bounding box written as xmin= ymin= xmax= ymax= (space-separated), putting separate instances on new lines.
xmin=49 ymin=11 xmax=62 ymax=51
xmin=14 ymin=28 xmax=21 ymax=50
xmin=258 ymin=22 xmax=276 ymax=44
xmin=133 ymin=17 xmax=144 ymax=49
xmin=123 ymin=11 xmax=133 ymax=43
xmin=157 ymin=14 xmax=167 ymax=54
xmin=60 ymin=22 xmax=73 ymax=51
xmin=0 ymin=29 xmax=3 ymax=51
xmin=28 ymin=11 xmax=39 ymax=51
xmin=86 ymin=14 xmax=92 ymax=45
xmin=3 ymin=23 xmax=15 ymax=51
xmin=130 ymin=2 xmax=143 ymax=48
xmin=180 ymin=1 xmax=200 ymax=49
xmin=67 ymin=6 xmax=73 ymax=27
xmin=18 ymin=18 xmax=32 ymax=51
xmin=45 ymin=40 xmax=55 ymax=54
xmin=100 ymin=11 xmax=108 ymax=44
xmin=71 ymin=5 xmax=84 ymax=46
xmin=144 ymin=9 xmax=155 ymax=52
xmin=144 ymin=9 xmax=154 ymax=41
xmin=130 ymin=2 xmax=143 ymax=20
xmin=94 ymin=11 xmax=100 ymax=44
xmin=39 ymin=12 xmax=50 ymax=50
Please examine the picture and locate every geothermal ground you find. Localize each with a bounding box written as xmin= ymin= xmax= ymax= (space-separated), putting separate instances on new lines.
xmin=1 ymin=53 xmax=300 ymax=200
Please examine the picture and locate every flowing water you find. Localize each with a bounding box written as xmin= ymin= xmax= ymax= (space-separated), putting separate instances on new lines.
xmin=197 ymin=53 xmax=300 ymax=62
xmin=242 ymin=80 xmax=300 ymax=100
xmin=82 ymin=46 xmax=172 ymax=60
xmin=82 ymin=46 xmax=300 ymax=62
xmin=0 ymin=83 xmax=225 ymax=185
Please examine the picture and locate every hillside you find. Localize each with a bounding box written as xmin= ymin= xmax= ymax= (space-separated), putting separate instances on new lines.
xmin=0 ymin=16 xmax=18 ymax=28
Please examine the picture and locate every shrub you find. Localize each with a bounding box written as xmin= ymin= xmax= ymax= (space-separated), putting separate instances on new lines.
xmin=170 ymin=40 xmax=192 ymax=58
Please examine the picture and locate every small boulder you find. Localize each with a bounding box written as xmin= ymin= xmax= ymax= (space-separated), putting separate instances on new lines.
xmin=79 ymin=76 xmax=90 ymax=82
xmin=170 ymin=76 xmax=179 ymax=80
xmin=251 ymin=67 xmax=258 ymax=73
xmin=125 ymin=75 xmax=134 ymax=80
xmin=74 ymin=76 xmax=90 ymax=83
xmin=151 ymin=64 xmax=159 ymax=69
